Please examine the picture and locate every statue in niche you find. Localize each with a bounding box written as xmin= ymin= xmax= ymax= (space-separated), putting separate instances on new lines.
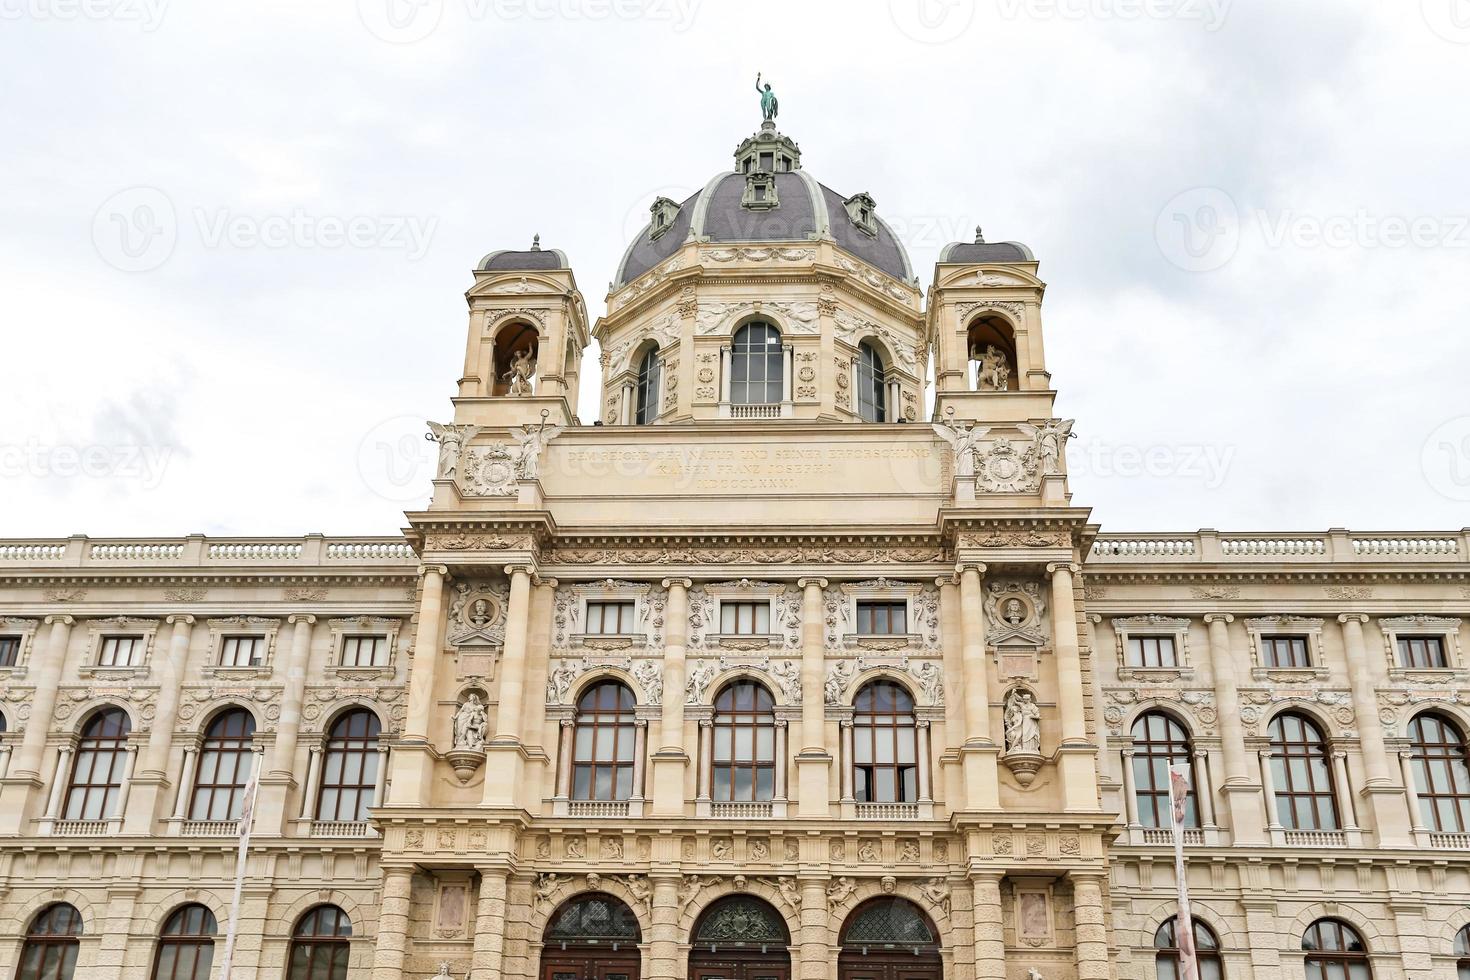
xmin=504 ymin=347 xmax=535 ymax=396
xmin=1004 ymin=597 xmax=1026 ymax=626
xmin=426 ymin=422 xmax=480 ymax=480
xmin=970 ymin=343 xmax=1011 ymax=391
xmin=466 ymin=598 xmax=492 ymax=629
xmin=1018 ymin=418 xmax=1075 ymax=476
xmin=755 ymin=72 xmax=778 ymax=121
xmin=452 ymin=694 xmax=488 ymax=751
xmin=1004 ymin=689 xmax=1042 ymax=755
xmin=932 ymin=420 xmax=989 ymax=478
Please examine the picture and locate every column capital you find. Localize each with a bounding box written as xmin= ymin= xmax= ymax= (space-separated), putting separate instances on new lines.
xmin=287 ymin=613 xmax=317 ymax=626
xmin=661 ymin=578 xmax=693 ymax=590
xmin=1338 ymin=613 xmax=1371 ymax=625
xmin=534 ymin=575 xmax=558 ymax=589
xmin=935 ymin=574 xmax=959 ymax=589
xmin=420 ymin=563 xmax=450 ymax=579
xmin=798 ymin=577 xmax=828 ymax=589
xmin=1399 ymin=748 xmax=1416 ymax=761
xmin=1203 ymin=613 xmax=1235 ymax=625
xmin=43 ymin=614 xmax=75 ymax=627
xmin=504 ymin=564 xmax=535 ymax=579
xmin=1046 ymin=561 xmax=1081 ymax=576
xmin=165 ymin=614 xmax=196 ymax=626
xmin=1193 ymin=748 xmax=1209 ymax=760
xmin=916 ymin=719 xmax=930 ymax=730
xmin=1121 ymin=748 xmax=1135 ymax=759
xmin=1332 ymin=749 xmax=1348 ymax=761
xmin=957 ymin=562 xmax=987 ymax=577
xmin=561 ymin=718 xmax=575 ymax=729
xmin=1258 ymin=747 xmax=1274 ymax=760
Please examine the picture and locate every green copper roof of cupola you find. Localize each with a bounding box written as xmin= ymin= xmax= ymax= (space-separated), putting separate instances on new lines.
xmin=612 ymin=122 xmax=914 ymax=290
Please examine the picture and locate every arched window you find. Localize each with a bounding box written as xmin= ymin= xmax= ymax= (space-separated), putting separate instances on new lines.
xmin=1454 ymin=924 xmax=1470 ymax=980
xmin=16 ymin=903 xmax=82 ymax=980
xmin=1407 ymin=713 xmax=1470 ymax=833
xmin=857 ymin=341 xmax=888 ymax=422
xmin=189 ymin=709 xmax=256 ymax=822
xmin=730 ymin=321 xmax=783 ymax=405
xmin=692 ymin=894 xmax=790 ymax=949
xmin=317 ymin=710 xmax=382 ymax=823
xmin=1267 ymin=713 xmax=1338 ymax=830
xmin=571 ymin=681 xmax=637 ymax=801
xmin=151 ymin=904 xmax=217 ymax=980
xmin=966 ymin=313 xmax=1018 ymax=392
xmin=839 ymin=897 xmax=941 ymax=980
xmin=545 ymin=893 xmax=642 ymax=946
xmin=1154 ymin=916 xmax=1223 ymax=980
xmin=490 ymin=321 xmax=537 ymax=397
xmin=712 ymin=681 xmax=776 ymax=802
xmin=1302 ymin=920 xmax=1371 ymax=980
xmin=287 ymin=906 xmax=351 ymax=980
xmin=853 ymin=680 xmax=918 ymax=804
xmin=1131 ymin=713 xmax=1198 ymax=829
xmin=63 ymin=707 xmax=131 ymax=821
xmin=635 ymin=345 xmax=662 ymax=425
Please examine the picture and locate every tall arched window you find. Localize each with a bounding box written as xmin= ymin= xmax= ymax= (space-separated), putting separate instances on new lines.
xmin=730 ymin=321 xmax=783 ymax=405
xmin=1131 ymin=713 xmax=1198 ymax=829
xmin=635 ymin=345 xmax=661 ymax=425
xmin=712 ymin=681 xmax=776 ymax=802
xmin=1454 ymin=924 xmax=1470 ymax=980
xmin=1407 ymin=713 xmax=1470 ymax=833
xmin=317 ymin=710 xmax=382 ymax=823
xmin=189 ymin=709 xmax=256 ymax=822
xmin=853 ymin=680 xmax=918 ymax=804
xmin=16 ymin=904 xmax=82 ymax=980
xmin=1268 ymin=713 xmax=1338 ymax=830
xmin=287 ymin=906 xmax=351 ymax=980
xmin=151 ymin=904 xmax=217 ymax=980
xmin=1302 ymin=920 xmax=1371 ymax=980
xmin=856 ymin=341 xmax=888 ymax=422
xmin=1154 ymin=916 xmax=1223 ymax=980
xmin=572 ymin=681 xmax=637 ymax=801
xmin=63 ymin=707 xmax=131 ymax=821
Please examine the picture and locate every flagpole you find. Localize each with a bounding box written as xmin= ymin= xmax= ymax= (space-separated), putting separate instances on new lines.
xmin=218 ymin=767 xmax=261 ymax=980
xmin=1169 ymin=762 xmax=1200 ymax=980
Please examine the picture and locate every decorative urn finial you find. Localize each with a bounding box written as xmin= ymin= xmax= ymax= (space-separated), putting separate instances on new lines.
xmin=530 ymin=233 xmax=541 ymax=251
xmin=974 ymin=225 xmax=985 ymax=244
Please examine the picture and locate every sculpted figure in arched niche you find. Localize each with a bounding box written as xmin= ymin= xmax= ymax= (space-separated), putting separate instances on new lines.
xmin=1004 ymin=689 xmax=1042 ymax=755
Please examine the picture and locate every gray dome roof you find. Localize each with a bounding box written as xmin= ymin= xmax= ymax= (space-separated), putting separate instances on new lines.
xmin=614 ymin=170 xmax=914 ymax=289
xmin=479 ymin=236 xmax=569 ymax=272
xmin=938 ymin=239 xmax=1034 ymax=263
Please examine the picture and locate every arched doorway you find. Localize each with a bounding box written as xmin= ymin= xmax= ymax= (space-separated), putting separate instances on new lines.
xmin=688 ymin=894 xmax=792 ymax=980
xmin=541 ymin=893 xmax=642 ymax=980
xmin=838 ymin=897 xmax=943 ymax=980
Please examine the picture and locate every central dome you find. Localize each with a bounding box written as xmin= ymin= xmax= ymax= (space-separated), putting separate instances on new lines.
xmin=613 ymin=122 xmax=913 ymax=289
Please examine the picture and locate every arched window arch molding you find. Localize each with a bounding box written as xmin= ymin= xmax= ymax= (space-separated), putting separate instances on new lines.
xmin=675 ymin=883 xmax=800 ymax=951
xmin=1132 ymin=901 xmax=1242 ymax=953
xmin=12 ymin=892 xmax=97 ymax=939
xmin=565 ymin=668 xmax=650 ymax=709
xmin=1286 ymin=908 xmax=1389 ymax=956
xmin=1256 ymin=709 xmax=1362 ymax=846
xmin=39 ymin=703 xmax=139 ymax=833
xmin=959 ymin=307 xmax=1024 ymax=389
xmin=1397 ymin=703 xmax=1470 ymax=740
xmin=135 ymin=893 xmax=230 ymax=937
xmin=528 ymin=886 xmax=653 ymax=955
xmin=1119 ymin=707 xmax=1221 ymax=843
xmin=477 ymin=311 xmax=547 ymax=397
xmin=551 ymin=678 xmax=647 ymax=818
xmin=295 ymin=704 xmax=389 ymax=832
xmin=1436 ymin=907 xmax=1470 ymax=953
xmin=829 ymin=880 xmax=952 ymax=952
xmin=166 ymin=703 xmax=264 ymax=832
xmin=263 ymin=900 xmax=368 ymax=977
xmin=719 ymin=315 xmax=793 ymax=417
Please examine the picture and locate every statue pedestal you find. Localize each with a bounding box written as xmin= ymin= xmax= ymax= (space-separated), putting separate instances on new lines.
xmin=445 ymin=749 xmax=485 ymax=785
xmin=1002 ymin=750 xmax=1043 ymax=787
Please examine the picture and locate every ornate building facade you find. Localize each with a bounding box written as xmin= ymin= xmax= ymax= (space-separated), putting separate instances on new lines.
xmin=1 ymin=114 xmax=1468 ymax=980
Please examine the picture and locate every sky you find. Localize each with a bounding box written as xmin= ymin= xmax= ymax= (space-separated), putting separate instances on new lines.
xmin=1 ymin=0 xmax=1468 ymax=537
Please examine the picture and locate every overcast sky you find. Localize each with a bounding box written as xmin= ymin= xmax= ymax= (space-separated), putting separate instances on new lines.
xmin=2 ymin=0 xmax=1467 ymax=538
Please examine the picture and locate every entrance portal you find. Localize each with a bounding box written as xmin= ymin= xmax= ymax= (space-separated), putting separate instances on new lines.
xmin=687 ymin=895 xmax=792 ymax=980
xmin=540 ymin=893 xmax=642 ymax=980
xmin=837 ymin=898 xmax=943 ymax=980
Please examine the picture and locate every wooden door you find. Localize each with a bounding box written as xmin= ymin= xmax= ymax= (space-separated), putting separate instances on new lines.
xmin=542 ymin=950 xmax=640 ymax=980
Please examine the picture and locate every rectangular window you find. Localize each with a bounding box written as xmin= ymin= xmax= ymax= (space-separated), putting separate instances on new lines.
xmin=585 ymin=601 xmax=636 ymax=635
xmin=720 ymin=601 xmax=771 ymax=635
xmin=98 ymin=635 xmax=143 ymax=667
xmin=856 ymin=601 xmax=908 ymax=635
xmin=1262 ymin=635 xmax=1311 ymax=668
xmin=219 ymin=635 xmax=266 ymax=668
xmin=340 ymin=635 xmax=390 ymax=668
xmin=0 ymin=635 xmax=19 ymax=667
xmin=1398 ymin=635 xmax=1449 ymax=669
xmin=1126 ymin=635 xmax=1178 ymax=668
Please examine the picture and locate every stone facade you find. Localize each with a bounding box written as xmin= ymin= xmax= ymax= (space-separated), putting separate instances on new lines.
xmin=1 ymin=118 xmax=1467 ymax=980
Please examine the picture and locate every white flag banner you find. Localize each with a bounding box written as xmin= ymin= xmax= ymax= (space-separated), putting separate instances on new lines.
xmin=218 ymin=773 xmax=260 ymax=980
xmin=1169 ymin=762 xmax=1199 ymax=980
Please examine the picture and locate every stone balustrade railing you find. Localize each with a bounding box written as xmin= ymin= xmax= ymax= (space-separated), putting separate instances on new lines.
xmin=0 ymin=535 xmax=419 ymax=568
xmin=1091 ymin=530 xmax=1468 ymax=564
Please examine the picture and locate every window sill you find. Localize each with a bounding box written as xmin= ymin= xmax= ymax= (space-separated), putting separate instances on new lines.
xmin=709 ymin=633 xmax=781 ymax=651
xmin=570 ymin=633 xmax=645 ymax=650
xmin=78 ymin=664 xmax=149 ymax=679
xmin=1388 ymin=667 xmax=1466 ymax=683
xmin=327 ymin=664 xmax=396 ymax=679
xmin=201 ymin=664 xmax=272 ymax=680
xmin=843 ymin=632 xmax=921 ymax=651
xmin=1117 ymin=666 xmax=1195 ymax=682
xmin=1250 ymin=667 xmax=1327 ymax=683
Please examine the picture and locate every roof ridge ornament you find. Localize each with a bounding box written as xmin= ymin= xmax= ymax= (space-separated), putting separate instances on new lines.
xmin=530 ymin=233 xmax=541 ymax=251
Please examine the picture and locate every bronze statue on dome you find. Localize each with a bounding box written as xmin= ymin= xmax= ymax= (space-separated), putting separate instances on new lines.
xmin=756 ymin=72 xmax=778 ymax=122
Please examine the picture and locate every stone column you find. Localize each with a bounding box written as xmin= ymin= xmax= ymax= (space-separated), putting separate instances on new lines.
xmin=371 ymin=867 xmax=414 ymax=980
xmin=1258 ymin=748 xmax=1283 ymax=836
xmin=485 ymin=565 xmax=535 ymax=805
xmin=111 ymin=743 xmax=139 ymax=829
xmin=796 ymin=577 xmax=832 ymax=817
xmin=124 ymin=614 xmax=193 ymax=834
xmin=696 ymin=719 xmax=714 ymax=806
xmin=171 ymin=747 xmax=197 ymax=821
xmin=1049 ymin=562 xmax=1098 ymax=811
xmin=1071 ymin=873 xmax=1110 ymax=980
xmin=390 ymin=565 xmax=447 ymax=806
xmin=917 ymin=721 xmax=933 ymax=803
xmin=652 ymin=578 xmax=692 ymax=815
xmin=937 ymin=575 xmax=966 ymax=804
xmin=472 ymin=869 xmax=510 ymax=980
xmin=41 ymin=746 xmax=73 ymax=822
xmin=972 ymin=872 xmax=1005 ymax=980
xmin=839 ymin=720 xmax=855 ymax=803
xmin=649 ymin=875 xmax=681 ymax=980
xmin=1120 ymin=749 xmax=1140 ymax=830
xmin=1204 ymin=613 xmax=1264 ymax=843
xmin=957 ymin=564 xmax=999 ymax=810
xmin=1399 ymin=750 xmax=1427 ymax=834
xmin=299 ymin=746 xmax=323 ymax=821
xmin=556 ymin=719 xmax=574 ymax=801
xmin=799 ymin=878 xmax=830 ymax=980
xmin=1331 ymin=750 xmax=1360 ymax=834
xmin=0 ymin=615 xmax=73 ymax=833
xmin=1194 ymin=748 xmax=1218 ymax=829
xmin=774 ymin=719 xmax=789 ymax=803
xmin=630 ymin=719 xmax=649 ymax=811
xmin=1340 ymin=613 xmax=1412 ymax=845
xmin=256 ymin=613 xmax=315 ymax=835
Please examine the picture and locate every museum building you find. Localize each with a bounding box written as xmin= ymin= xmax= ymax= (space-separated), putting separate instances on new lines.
xmin=0 ymin=113 xmax=1468 ymax=980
